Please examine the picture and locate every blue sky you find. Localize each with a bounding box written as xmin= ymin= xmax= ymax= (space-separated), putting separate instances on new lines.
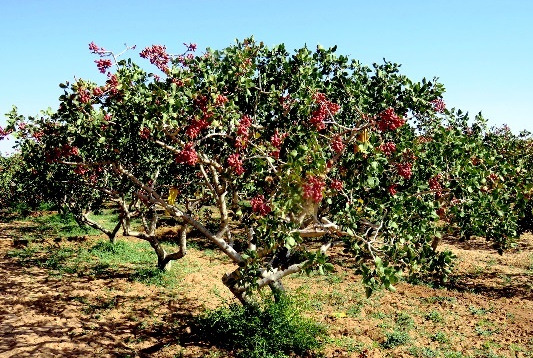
xmin=1 ymin=0 xmax=532 ymax=154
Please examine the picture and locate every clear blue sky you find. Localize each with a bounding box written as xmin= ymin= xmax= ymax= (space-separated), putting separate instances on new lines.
xmin=1 ymin=0 xmax=532 ymax=154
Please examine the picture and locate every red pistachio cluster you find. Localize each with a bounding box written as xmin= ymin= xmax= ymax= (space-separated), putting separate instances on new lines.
xmin=184 ymin=42 xmax=197 ymax=52
xmin=186 ymin=118 xmax=210 ymax=139
xmin=185 ymin=95 xmax=213 ymax=139
xmin=92 ymin=87 xmax=105 ymax=96
xmin=32 ymin=131 xmax=44 ymax=141
xmin=235 ymin=115 xmax=252 ymax=149
xmin=330 ymin=134 xmax=345 ymax=153
xmin=428 ymin=174 xmax=443 ymax=197
xmin=73 ymin=165 xmax=88 ymax=175
xmin=396 ymin=162 xmax=413 ymax=179
xmin=78 ymin=87 xmax=91 ymax=104
xmin=303 ymin=175 xmax=326 ymax=203
xmin=0 ymin=126 xmax=13 ymax=140
xmin=250 ymin=195 xmax=272 ymax=216
xmin=215 ymin=94 xmax=228 ymax=107
xmin=378 ymin=141 xmax=396 ymax=156
xmin=95 ymin=59 xmax=112 ymax=74
xmin=88 ymin=42 xmax=108 ymax=56
xmin=46 ymin=144 xmax=80 ymax=163
xmin=270 ymin=129 xmax=287 ymax=159
xmin=416 ymin=136 xmax=432 ymax=144
xmin=106 ymin=73 xmax=120 ymax=96
xmin=330 ymin=179 xmax=343 ymax=191
xmin=377 ymin=108 xmax=406 ymax=131
xmin=139 ymin=127 xmax=151 ymax=139
xmin=310 ymin=92 xmax=341 ymax=131
xmin=140 ymin=45 xmax=171 ymax=72
xmin=431 ymin=98 xmax=446 ymax=113
xmin=227 ymin=153 xmax=245 ymax=175
xmin=175 ymin=143 xmax=198 ymax=166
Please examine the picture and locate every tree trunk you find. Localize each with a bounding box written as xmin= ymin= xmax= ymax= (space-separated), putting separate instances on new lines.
xmin=269 ymin=280 xmax=286 ymax=302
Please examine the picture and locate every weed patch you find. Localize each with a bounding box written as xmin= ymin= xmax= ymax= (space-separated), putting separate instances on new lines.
xmin=194 ymin=296 xmax=326 ymax=358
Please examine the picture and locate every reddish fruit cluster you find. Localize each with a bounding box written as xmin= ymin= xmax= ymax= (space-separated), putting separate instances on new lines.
xmin=436 ymin=207 xmax=446 ymax=219
xmin=310 ymin=92 xmax=341 ymax=131
xmin=92 ymin=87 xmax=105 ymax=96
xmin=303 ymin=175 xmax=326 ymax=203
xmin=377 ymin=108 xmax=406 ymax=131
xmin=0 ymin=126 xmax=13 ymax=140
xmin=388 ymin=184 xmax=398 ymax=196
xmin=270 ymin=129 xmax=287 ymax=159
xmin=95 ymin=59 xmax=112 ymax=74
xmin=428 ymin=174 xmax=442 ymax=189
xmin=270 ymin=129 xmax=285 ymax=148
xmin=106 ymin=73 xmax=120 ymax=96
xmin=378 ymin=141 xmax=396 ymax=156
xmin=416 ymin=136 xmax=432 ymax=144
xmin=428 ymin=174 xmax=443 ymax=197
xmin=250 ymin=195 xmax=272 ymax=216
xmin=47 ymin=144 xmax=80 ymax=162
xmin=88 ymin=42 xmax=107 ymax=56
xmin=227 ymin=153 xmax=245 ymax=175
xmin=279 ymin=94 xmax=292 ymax=113
xmin=32 ymin=131 xmax=44 ymax=141
xmin=431 ymin=98 xmax=446 ymax=113
xmin=396 ymin=162 xmax=413 ymax=179
xmin=172 ymin=78 xmax=185 ymax=87
xmin=140 ymin=45 xmax=170 ymax=72
xmin=78 ymin=88 xmax=91 ymax=104
xmin=73 ymin=165 xmax=88 ymax=175
xmin=194 ymin=95 xmax=209 ymax=112
xmin=62 ymin=144 xmax=79 ymax=157
xmin=331 ymin=134 xmax=345 ymax=153
xmin=184 ymin=42 xmax=197 ymax=52
xmin=215 ymin=94 xmax=228 ymax=107
xmin=488 ymin=173 xmax=498 ymax=182
xmin=235 ymin=115 xmax=252 ymax=149
xmin=330 ymin=179 xmax=343 ymax=191
xmin=139 ymin=127 xmax=151 ymax=139
xmin=175 ymin=143 xmax=198 ymax=166
xmin=186 ymin=117 xmax=210 ymax=139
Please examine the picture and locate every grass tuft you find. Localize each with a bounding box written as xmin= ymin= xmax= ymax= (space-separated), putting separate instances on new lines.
xmin=194 ymin=296 xmax=327 ymax=358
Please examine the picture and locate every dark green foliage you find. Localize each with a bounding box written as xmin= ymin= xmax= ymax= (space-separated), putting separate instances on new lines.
xmin=194 ymin=296 xmax=326 ymax=358
xmin=382 ymin=330 xmax=410 ymax=349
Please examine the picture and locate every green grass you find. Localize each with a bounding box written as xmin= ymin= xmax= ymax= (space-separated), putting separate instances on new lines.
xmin=442 ymin=351 xmax=466 ymax=358
xmin=395 ymin=312 xmax=414 ymax=330
xmin=425 ymin=310 xmax=445 ymax=323
xmin=469 ymin=305 xmax=492 ymax=315
xmin=431 ymin=331 xmax=450 ymax=344
xmin=327 ymin=337 xmax=366 ymax=353
xmin=421 ymin=296 xmax=457 ymax=304
xmin=31 ymin=211 xmax=100 ymax=238
xmin=194 ymin=296 xmax=327 ymax=358
xmin=382 ymin=330 xmax=410 ymax=349
xmin=409 ymin=346 xmax=441 ymax=358
xmin=475 ymin=319 xmax=499 ymax=337
xmin=7 ymin=227 xmax=204 ymax=291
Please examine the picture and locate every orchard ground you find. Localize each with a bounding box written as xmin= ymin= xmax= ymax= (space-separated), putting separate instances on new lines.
xmin=0 ymin=211 xmax=532 ymax=358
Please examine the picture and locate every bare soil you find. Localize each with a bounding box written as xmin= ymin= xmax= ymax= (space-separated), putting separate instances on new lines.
xmin=0 ymin=219 xmax=532 ymax=358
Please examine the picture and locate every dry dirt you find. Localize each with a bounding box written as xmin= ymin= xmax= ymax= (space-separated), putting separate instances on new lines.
xmin=0 ymin=219 xmax=532 ymax=358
